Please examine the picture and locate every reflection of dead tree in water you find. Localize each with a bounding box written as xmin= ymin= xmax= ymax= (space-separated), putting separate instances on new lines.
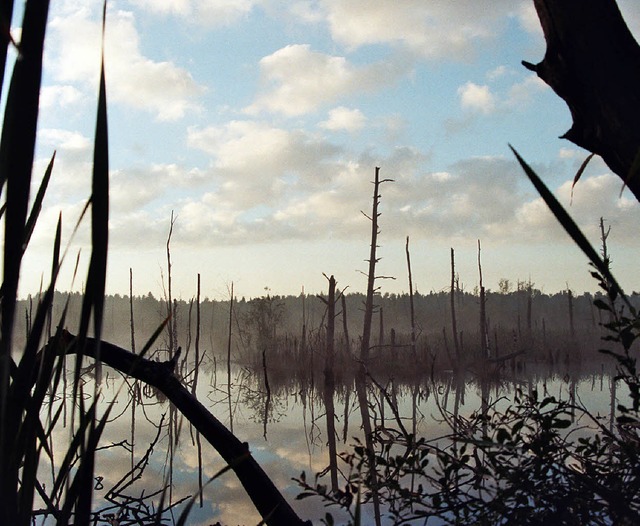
xmin=50 ymin=331 xmax=310 ymax=526
xmin=317 ymin=274 xmax=345 ymax=492
xmin=99 ymin=413 xmax=191 ymax=523
xmin=129 ymin=268 xmax=138 ymax=480
xmin=227 ymin=282 xmax=234 ymax=434
xmin=187 ymin=273 xmax=204 ymax=506
xmin=262 ymin=347 xmax=271 ymax=440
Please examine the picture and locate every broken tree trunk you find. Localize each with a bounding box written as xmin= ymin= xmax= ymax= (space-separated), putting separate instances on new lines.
xmin=48 ymin=331 xmax=310 ymax=526
xmin=524 ymin=0 xmax=640 ymax=200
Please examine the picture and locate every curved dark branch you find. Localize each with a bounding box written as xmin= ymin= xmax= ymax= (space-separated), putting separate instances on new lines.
xmin=48 ymin=331 xmax=310 ymax=526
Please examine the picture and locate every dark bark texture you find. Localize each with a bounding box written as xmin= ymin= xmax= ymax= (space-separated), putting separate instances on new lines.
xmin=525 ymin=0 xmax=640 ymax=200
xmin=51 ymin=331 xmax=310 ymax=526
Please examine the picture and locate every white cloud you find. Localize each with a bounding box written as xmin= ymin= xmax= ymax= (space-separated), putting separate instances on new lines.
xmin=110 ymin=163 xmax=207 ymax=215
xmin=129 ymin=0 xmax=261 ymax=25
xmin=39 ymin=129 xmax=92 ymax=151
xmin=455 ymin=73 xmax=546 ymax=120
xmin=486 ymin=65 xmax=509 ymax=81
xmin=559 ymin=148 xmax=581 ymax=160
xmin=187 ymin=120 xmax=343 ymax=213
xmin=316 ymin=0 xmax=529 ymax=60
xmin=505 ymin=74 xmax=547 ymax=107
xmin=319 ymin=106 xmax=366 ymax=132
xmin=244 ymin=44 xmax=410 ymax=116
xmin=516 ymin=172 xmax=640 ymax=245
xmin=47 ymin=7 xmax=204 ymax=120
xmin=129 ymin=0 xmax=192 ymax=16
xmin=457 ymin=82 xmax=495 ymax=114
xmin=516 ymin=2 xmax=543 ymax=35
xmin=39 ymin=85 xmax=85 ymax=110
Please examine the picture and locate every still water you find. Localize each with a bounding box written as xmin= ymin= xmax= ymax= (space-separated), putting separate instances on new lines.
xmin=40 ymin=358 xmax=618 ymax=525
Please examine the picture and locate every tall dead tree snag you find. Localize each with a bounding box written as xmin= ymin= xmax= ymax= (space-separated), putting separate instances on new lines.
xmin=405 ymin=236 xmax=417 ymax=360
xmin=450 ymin=248 xmax=461 ymax=363
xmin=165 ymin=211 xmax=177 ymax=354
xmin=357 ymin=166 xmax=393 ymax=526
xmin=477 ymin=240 xmax=489 ymax=360
xmin=524 ymin=0 xmax=640 ymax=200
xmin=360 ymin=167 xmax=394 ymax=366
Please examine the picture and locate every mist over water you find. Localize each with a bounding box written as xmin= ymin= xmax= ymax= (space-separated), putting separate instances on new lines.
xmin=38 ymin=347 xmax=619 ymax=525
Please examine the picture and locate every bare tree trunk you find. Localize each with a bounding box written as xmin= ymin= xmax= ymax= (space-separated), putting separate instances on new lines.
xmin=129 ymin=268 xmax=137 ymax=479
xmin=357 ymin=167 xmax=392 ymax=526
xmin=321 ymin=275 xmax=339 ymax=491
xmin=567 ymin=284 xmax=575 ymax=339
xmin=194 ymin=273 xmax=203 ymax=506
xmin=341 ymin=294 xmax=350 ymax=355
xmin=478 ymin=240 xmax=489 ymax=360
xmin=166 ymin=211 xmax=176 ymax=354
xmin=450 ymin=248 xmax=461 ymax=363
xmin=360 ymin=167 xmax=382 ymax=366
xmin=227 ymin=282 xmax=234 ymax=434
xmin=406 ymin=236 xmax=417 ymax=360
xmin=193 ymin=274 xmax=201 ymax=394
xmin=52 ymin=332 xmax=310 ymax=526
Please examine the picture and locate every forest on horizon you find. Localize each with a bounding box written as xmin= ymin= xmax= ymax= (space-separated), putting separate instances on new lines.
xmin=17 ymin=285 xmax=639 ymax=374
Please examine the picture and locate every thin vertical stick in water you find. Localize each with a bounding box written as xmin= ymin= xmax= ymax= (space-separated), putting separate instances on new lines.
xmin=405 ymin=236 xmax=417 ymax=360
xmin=166 ymin=211 xmax=175 ymax=354
xmin=129 ymin=268 xmax=136 ymax=479
xmin=227 ymin=282 xmax=234 ymax=434
xmin=262 ymin=347 xmax=271 ymax=440
xmin=195 ymin=273 xmax=203 ymax=507
xmin=478 ymin=240 xmax=489 ymax=360
xmin=450 ymin=248 xmax=461 ymax=364
xmin=320 ymin=275 xmax=339 ymax=491
xmin=301 ymin=286 xmax=306 ymax=361
xmin=194 ymin=274 xmax=201 ymax=393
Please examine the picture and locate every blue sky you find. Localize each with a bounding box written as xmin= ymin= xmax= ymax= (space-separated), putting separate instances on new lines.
xmin=12 ymin=0 xmax=640 ymax=300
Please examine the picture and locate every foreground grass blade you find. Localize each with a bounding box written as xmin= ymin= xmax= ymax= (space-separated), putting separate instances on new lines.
xmin=23 ymin=151 xmax=56 ymax=251
xmin=0 ymin=0 xmax=50 ymax=353
xmin=0 ymin=0 xmax=16 ymax=101
xmin=78 ymin=1 xmax=109 ymax=347
xmin=0 ymin=2 xmax=51 ymax=523
xmin=510 ymin=145 xmax=627 ymax=304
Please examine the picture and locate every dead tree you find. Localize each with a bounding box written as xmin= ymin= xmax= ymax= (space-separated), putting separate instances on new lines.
xmin=405 ymin=236 xmax=417 ymax=360
xmin=477 ymin=240 xmax=489 ymax=359
xmin=47 ymin=331 xmax=310 ymax=526
xmin=450 ymin=248 xmax=461 ymax=363
xmin=357 ymin=167 xmax=394 ymax=526
xmin=317 ymin=274 xmax=340 ymax=492
xmin=524 ymin=0 xmax=640 ymax=200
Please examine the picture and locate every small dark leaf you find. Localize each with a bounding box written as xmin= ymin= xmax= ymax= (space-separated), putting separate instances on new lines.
xmin=552 ymin=419 xmax=572 ymax=429
xmin=570 ymin=152 xmax=595 ymax=204
xmin=296 ymin=492 xmax=315 ymax=500
xmin=593 ymin=299 xmax=611 ymax=312
xmin=496 ymin=428 xmax=510 ymax=443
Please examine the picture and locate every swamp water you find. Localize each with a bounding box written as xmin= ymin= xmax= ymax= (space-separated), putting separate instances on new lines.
xmin=38 ymin=357 xmax=620 ymax=525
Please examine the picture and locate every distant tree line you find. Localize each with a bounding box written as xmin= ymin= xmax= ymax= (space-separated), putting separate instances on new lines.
xmin=16 ymin=286 xmax=639 ymax=371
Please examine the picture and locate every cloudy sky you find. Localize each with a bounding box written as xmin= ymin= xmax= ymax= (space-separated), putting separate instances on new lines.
xmin=13 ymin=0 xmax=640 ymax=300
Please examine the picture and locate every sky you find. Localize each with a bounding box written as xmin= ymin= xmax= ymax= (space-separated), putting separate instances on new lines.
xmin=10 ymin=0 xmax=640 ymax=301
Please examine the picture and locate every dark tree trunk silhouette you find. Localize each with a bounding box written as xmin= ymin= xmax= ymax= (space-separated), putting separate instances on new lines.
xmin=47 ymin=331 xmax=310 ymax=526
xmin=524 ymin=0 xmax=640 ymax=200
